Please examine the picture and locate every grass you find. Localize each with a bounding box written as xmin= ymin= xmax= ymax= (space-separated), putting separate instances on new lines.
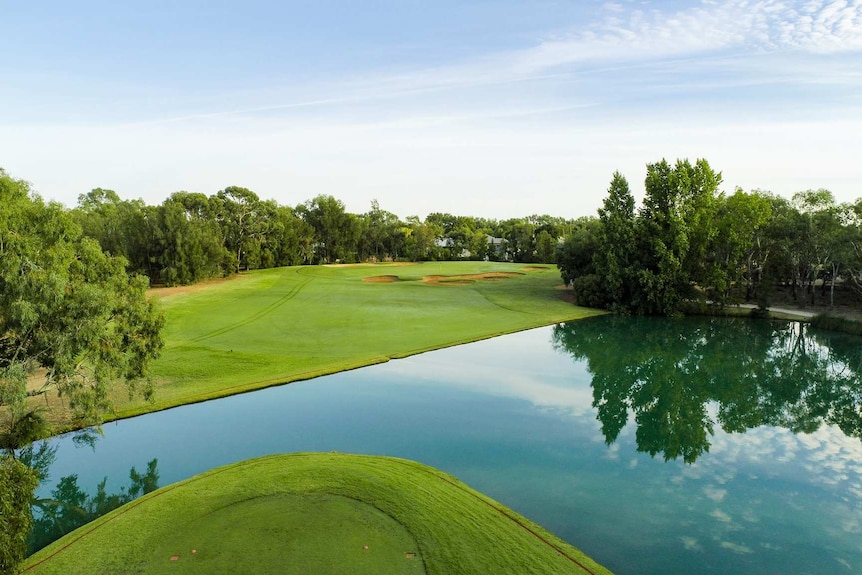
xmin=22 ymin=453 xmax=613 ymax=575
xmin=811 ymin=312 xmax=862 ymax=335
xmin=80 ymin=261 xmax=602 ymax=421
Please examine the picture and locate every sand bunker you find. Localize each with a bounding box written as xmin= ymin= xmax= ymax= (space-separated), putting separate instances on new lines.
xmin=362 ymin=275 xmax=401 ymax=283
xmin=422 ymin=272 xmax=523 ymax=285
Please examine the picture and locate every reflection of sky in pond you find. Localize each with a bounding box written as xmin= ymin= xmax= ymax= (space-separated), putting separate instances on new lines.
xmin=34 ymin=323 xmax=862 ymax=575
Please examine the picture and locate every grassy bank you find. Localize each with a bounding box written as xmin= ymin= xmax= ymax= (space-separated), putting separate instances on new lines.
xmin=83 ymin=262 xmax=600 ymax=421
xmin=23 ymin=453 xmax=613 ymax=575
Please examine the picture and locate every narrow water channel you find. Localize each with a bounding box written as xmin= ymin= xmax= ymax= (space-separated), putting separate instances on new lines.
xmin=30 ymin=316 xmax=862 ymax=575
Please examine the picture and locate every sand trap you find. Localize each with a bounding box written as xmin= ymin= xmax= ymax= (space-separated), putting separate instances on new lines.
xmin=362 ymin=275 xmax=401 ymax=283
xmin=422 ymin=272 xmax=523 ymax=285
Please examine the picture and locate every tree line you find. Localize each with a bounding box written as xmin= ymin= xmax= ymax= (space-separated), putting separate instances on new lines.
xmin=72 ymin=186 xmax=579 ymax=286
xmin=557 ymin=158 xmax=862 ymax=314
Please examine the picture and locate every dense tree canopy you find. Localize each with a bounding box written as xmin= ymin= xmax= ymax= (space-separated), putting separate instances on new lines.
xmin=1 ymin=168 xmax=166 ymax=575
xmin=1 ymin=170 xmax=164 ymax=431
xmin=65 ymin=185 xmax=576 ymax=285
xmin=557 ymin=158 xmax=862 ymax=315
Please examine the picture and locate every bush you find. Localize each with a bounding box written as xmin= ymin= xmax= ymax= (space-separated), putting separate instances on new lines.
xmin=572 ymin=274 xmax=610 ymax=309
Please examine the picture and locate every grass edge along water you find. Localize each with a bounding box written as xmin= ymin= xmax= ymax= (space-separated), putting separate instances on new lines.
xmin=22 ymin=453 xmax=614 ymax=575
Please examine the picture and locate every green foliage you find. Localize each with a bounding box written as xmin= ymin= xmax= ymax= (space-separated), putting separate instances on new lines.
xmin=534 ymin=230 xmax=555 ymax=263
xmin=155 ymin=194 xmax=226 ymax=285
xmin=571 ymin=274 xmax=609 ymax=309
xmin=0 ymin=168 xmax=165 ymax=426
xmin=555 ymin=217 xmax=600 ymax=285
xmin=0 ymin=455 xmax=39 ymax=575
xmin=595 ymin=172 xmax=637 ymax=310
xmin=635 ymin=158 xmax=722 ymax=315
xmin=297 ymin=195 xmax=361 ymax=263
xmin=573 ymin=160 xmax=862 ymax=316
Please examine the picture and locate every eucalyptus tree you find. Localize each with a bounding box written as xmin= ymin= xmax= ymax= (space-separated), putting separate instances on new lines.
xmin=213 ymin=186 xmax=270 ymax=271
xmin=297 ymin=195 xmax=360 ymax=263
xmin=156 ymin=193 xmax=226 ymax=285
xmin=0 ymin=168 xmax=164 ymax=574
xmin=846 ymin=198 xmax=862 ymax=299
xmin=404 ymin=216 xmax=440 ymax=261
xmin=73 ymin=189 xmax=156 ymax=279
xmin=359 ymin=200 xmax=402 ymax=261
xmin=707 ymin=189 xmax=773 ymax=305
xmin=262 ymin=203 xmax=311 ymax=267
xmin=1 ymin=169 xmax=164 ymax=426
xmin=792 ymin=189 xmax=846 ymax=308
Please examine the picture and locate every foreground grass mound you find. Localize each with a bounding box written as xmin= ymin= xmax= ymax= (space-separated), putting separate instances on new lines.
xmin=94 ymin=262 xmax=601 ymax=419
xmin=23 ymin=453 xmax=613 ymax=575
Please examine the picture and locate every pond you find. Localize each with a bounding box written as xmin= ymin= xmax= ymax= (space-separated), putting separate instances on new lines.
xmin=29 ymin=316 xmax=862 ymax=575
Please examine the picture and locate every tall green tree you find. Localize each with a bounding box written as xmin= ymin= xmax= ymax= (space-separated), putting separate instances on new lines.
xmin=792 ymin=189 xmax=845 ymax=308
xmin=594 ymin=171 xmax=638 ymax=311
xmin=0 ymin=454 xmax=38 ymax=575
xmin=706 ymin=189 xmax=773 ymax=305
xmin=1 ymin=169 xmax=165 ymax=425
xmin=0 ymin=168 xmax=165 ymax=574
xmin=213 ymin=186 xmax=268 ymax=271
xmin=298 ymin=195 xmax=360 ymax=263
xmin=73 ymin=189 xmax=157 ymax=280
xmin=636 ymin=158 xmax=722 ymax=315
xmin=155 ymin=194 xmax=226 ymax=285
xmin=846 ymin=198 xmax=862 ymax=299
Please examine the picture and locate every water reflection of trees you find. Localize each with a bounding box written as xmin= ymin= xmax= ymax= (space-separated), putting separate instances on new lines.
xmin=552 ymin=317 xmax=862 ymax=463
xmin=26 ymin=452 xmax=159 ymax=554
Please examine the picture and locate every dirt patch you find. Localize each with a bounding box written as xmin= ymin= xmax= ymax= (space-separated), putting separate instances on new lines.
xmin=422 ymin=272 xmax=523 ymax=285
xmin=362 ymin=275 xmax=401 ymax=283
xmin=521 ymin=266 xmax=552 ymax=271
xmin=147 ymin=276 xmax=237 ymax=299
xmin=324 ymin=262 xmax=415 ymax=268
xmin=26 ymin=368 xmax=50 ymax=393
xmin=556 ymin=291 xmax=576 ymax=304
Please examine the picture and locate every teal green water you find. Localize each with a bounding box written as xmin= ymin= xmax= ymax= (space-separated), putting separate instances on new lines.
xmin=30 ymin=316 xmax=862 ymax=574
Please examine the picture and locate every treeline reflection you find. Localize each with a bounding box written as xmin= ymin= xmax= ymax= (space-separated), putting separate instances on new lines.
xmin=26 ymin=452 xmax=159 ymax=554
xmin=552 ymin=317 xmax=862 ymax=463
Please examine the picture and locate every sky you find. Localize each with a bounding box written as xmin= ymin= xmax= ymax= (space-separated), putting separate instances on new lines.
xmin=1 ymin=0 xmax=860 ymax=219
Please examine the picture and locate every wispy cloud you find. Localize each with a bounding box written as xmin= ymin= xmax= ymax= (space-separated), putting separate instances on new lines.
xmin=512 ymin=0 xmax=862 ymax=73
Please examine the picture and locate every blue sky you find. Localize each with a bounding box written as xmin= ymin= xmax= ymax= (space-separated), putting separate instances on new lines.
xmin=1 ymin=0 xmax=860 ymax=219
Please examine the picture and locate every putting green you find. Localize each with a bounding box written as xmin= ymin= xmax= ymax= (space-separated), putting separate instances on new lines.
xmin=22 ymin=453 xmax=613 ymax=575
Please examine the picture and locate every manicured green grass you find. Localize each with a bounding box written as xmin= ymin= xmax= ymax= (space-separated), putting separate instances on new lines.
xmin=108 ymin=262 xmax=603 ymax=418
xmin=22 ymin=453 xmax=613 ymax=575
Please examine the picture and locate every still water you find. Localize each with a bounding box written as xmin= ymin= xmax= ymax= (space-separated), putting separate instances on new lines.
xmin=32 ymin=316 xmax=862 ymax=574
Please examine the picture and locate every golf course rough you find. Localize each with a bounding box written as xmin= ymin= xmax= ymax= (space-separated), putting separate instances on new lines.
xmin=23 ymin=453 xmax=614 ymax=575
